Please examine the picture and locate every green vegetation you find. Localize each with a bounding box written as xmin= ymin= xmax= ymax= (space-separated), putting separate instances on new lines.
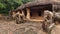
xmin=0 ymin=0 xmax=33 ymax=15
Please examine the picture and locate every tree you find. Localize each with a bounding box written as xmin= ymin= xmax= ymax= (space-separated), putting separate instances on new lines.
xmin=0 ymin=0 xmax=32 ymax=15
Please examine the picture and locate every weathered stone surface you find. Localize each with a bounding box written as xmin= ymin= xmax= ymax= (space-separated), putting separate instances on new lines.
xmin=0 ymin=20 xmax=60 ymax=34
xmin=24 ymin=28 xmax=37 ymax=34
xmin=51 ymin=25 xmax=60 ymax=34
xmin=1 ymin=29 xmax=8 ymax=34
xmin=13 ymin=27 xmax=25 ymax=34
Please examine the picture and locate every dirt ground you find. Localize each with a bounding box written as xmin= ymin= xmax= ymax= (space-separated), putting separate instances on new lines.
xmin=0 ymin=18 xmax=60 ymax=34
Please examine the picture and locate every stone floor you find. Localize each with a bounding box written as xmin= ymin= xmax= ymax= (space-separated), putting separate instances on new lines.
xmin=0 ymin=20 xmax=60 ymax=34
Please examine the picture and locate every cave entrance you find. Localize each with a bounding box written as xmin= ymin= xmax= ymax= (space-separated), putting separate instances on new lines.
xmin=29 ymin=4 xmax=52 ymax=20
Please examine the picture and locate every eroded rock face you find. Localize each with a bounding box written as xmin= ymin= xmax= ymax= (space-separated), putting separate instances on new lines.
xmin=13 ymin=27 xmax=25 ymax=34
xmin=12 ymin=21 xmax=46 ymax=34
xmin=0 ymin=29 xmax=8 ymax=34
xmin=51 ymin=25 xmax=60 ymax=34
xmin=0 ymin=20 xmax=60 ymax=34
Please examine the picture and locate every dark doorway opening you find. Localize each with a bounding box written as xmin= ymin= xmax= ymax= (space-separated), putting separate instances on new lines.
xmin=30 ymin=4 xmax=52 ymax=17
xmin=29 ymin=4 xmax=52 ymax=20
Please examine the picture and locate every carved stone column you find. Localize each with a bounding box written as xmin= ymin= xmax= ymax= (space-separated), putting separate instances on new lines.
xmin=26 ymin=8 xmax=30 ymax=19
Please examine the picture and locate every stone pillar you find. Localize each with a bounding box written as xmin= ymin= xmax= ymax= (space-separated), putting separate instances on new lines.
xmin=26 ymin=8 xmax=30 ymax=19
xmin=21 ymin=10 xmax=25 ymax=19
